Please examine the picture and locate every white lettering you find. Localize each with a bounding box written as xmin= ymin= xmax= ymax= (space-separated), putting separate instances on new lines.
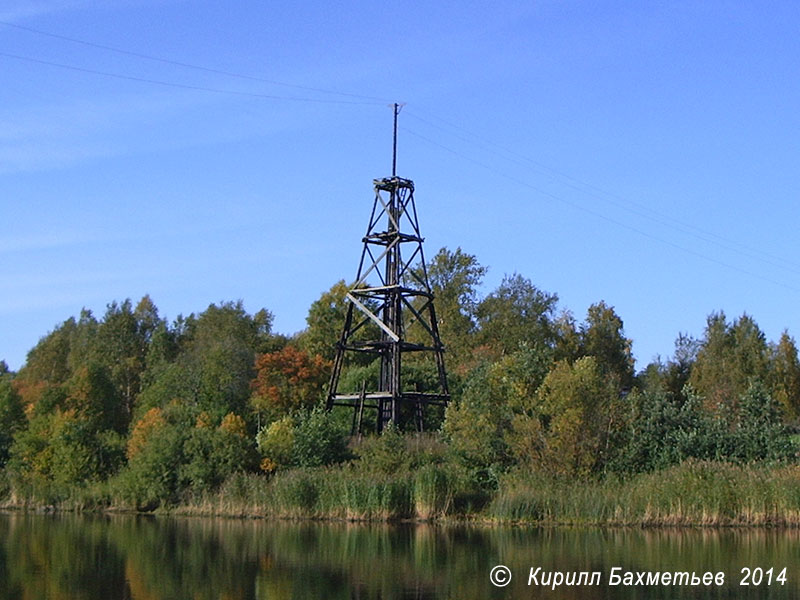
xmin=673 ymin=572 xmax=689 ymax=585
xmin=551 ymin=572 xmax=564 ymax=590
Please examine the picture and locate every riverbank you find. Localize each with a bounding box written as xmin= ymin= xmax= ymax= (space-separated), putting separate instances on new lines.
xmin=174 ymin=460 xmax=800 ymax=526
xmin=4 ymin=459 xmax=800 ymax=527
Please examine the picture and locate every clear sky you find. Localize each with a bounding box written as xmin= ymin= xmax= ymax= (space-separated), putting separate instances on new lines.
xmin=2 ymin=1 xmax=800 ymax=372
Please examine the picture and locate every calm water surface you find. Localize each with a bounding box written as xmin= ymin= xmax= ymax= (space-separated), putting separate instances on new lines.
xmin=0 ymin=512 xmax=798 ymax=599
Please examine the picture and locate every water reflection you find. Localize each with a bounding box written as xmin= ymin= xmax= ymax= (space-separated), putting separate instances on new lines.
xmin=0 ymin=513 xmax=798 ymax=599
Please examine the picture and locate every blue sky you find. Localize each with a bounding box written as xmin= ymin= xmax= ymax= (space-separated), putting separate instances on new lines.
xmin=2 ymin=1 xmax=800 ymax=371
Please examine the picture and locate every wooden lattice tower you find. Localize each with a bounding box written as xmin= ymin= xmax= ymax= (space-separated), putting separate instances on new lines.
xmin=326 ymin=110 xmax=449 ymax=432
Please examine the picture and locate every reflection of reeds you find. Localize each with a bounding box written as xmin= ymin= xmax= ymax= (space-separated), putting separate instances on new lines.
xmin=490 ymin=460 xmax=800 ymax=526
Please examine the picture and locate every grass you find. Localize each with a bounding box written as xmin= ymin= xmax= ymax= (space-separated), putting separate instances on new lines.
xmin=173 ymin=459 xmax=800 ymax=526
xmin=6 ymin=459 xmax=800 ymax=527
xmin=179 ymin=467 xmax=424 ymax=521
xmin=489 ymin=460 xmax=800 ymax=526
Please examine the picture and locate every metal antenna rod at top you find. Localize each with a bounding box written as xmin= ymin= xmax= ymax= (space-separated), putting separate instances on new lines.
xmin=391 ymin=102 xmax=405 ymax=177
xmin=392 ymin=102 xmax=399 ymax=177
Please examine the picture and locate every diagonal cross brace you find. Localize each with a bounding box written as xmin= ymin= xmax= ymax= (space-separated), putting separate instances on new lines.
xmin=346 ymin=292 xmax=400 ymax=342
xmin=353 ymin=238 xmax=399 ymax=289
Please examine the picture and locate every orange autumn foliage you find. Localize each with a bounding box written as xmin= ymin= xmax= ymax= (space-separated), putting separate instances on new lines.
xmin=14 ymin=379 xmax=49 ymax=416
xmin=219 ymin=412 xmax=247 ymax=437
xmin=127 ymin=407 xmax=166 ymax=459
xmin=250 ymin=346 xmax=330 ymax=416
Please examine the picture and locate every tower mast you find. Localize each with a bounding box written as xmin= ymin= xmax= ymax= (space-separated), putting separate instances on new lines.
xmin=326 ymin=105 xmax=449 ymax=433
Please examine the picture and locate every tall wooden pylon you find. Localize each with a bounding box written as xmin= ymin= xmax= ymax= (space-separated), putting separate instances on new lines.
xmin=326 ymin=107 xmax=449 ymax=432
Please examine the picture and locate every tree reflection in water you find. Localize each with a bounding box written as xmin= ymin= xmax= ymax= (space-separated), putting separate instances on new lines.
xmin=0 ymin=513 xmax=798 ymax=599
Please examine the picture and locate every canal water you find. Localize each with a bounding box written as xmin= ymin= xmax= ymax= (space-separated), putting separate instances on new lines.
xmin=0 ymin=512 xmax=797 ymax=599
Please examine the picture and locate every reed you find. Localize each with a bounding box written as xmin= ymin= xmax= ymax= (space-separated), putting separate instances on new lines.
xmin=489 ymin=460 xmax=800 ymax=526
xmin=7 ymin=458 xmax=800 ymax=527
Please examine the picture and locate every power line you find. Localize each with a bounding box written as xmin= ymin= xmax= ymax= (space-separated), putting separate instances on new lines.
xmin=405 ymin=109 xmax=800 ymax=277
xmin=4 ymin=20 xmax=796 ymax=291
xmin=0 ymin=50 xmax=383 ymax=105
xmin=0 ymin=19 xmax=392 ymax=104
xmin=402 ymin=125 xmax=800 ymax=294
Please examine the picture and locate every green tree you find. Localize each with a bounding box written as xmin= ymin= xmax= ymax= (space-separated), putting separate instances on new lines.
xmin=443 ymin=362 xmax=513 ymax=477
xmin=256 ymin=416 xmax=296 ymax=472
xmin=732 ymin=382 xmax=793 ymax=462
xmin=65 ymin=309 xmax=100 ymax=374
xmin=689 ymin=312 xmax=770 ymax=411
xmin=424 ymin=247 xmax=487 ymax=369
xmin=476 ymin=273 xmax=558 ymax=357
xmin=255 ymin=408 xmax=348 ymax=471
xmin=7 ymin=360 xmax=128 ymax=490
xmin=297 ymin=280 xmax=351 ymax=362
xmin=137 ymin=301 xmax=276 ymax=422
xmin=609 ymin=387 xmax=714 ymax=473
xmin=88 ymin=297 xmax=163 ymax=419
xmin=531 ymin=357 xmax=621 ymax=477
xmin=9 ymin=407 xmax=125 ymax=489
xmin=297 ymin=280 xmax=382 ymax=370
xmin=664 ymin=333 xmax=699 ymax=400
xmin=185 ymin=302 xmax=274 ymax=417
xmin=579 ymin=301 xmax=635 ymax=389
xmin=636 ymin=333 xmax=698 ymax=400
xmin=769 ymin=331 xmax=800 ymax=419
xmin=552 ymin=310 xmax=581 ymax=363
xmin=443 ymin=343 xmax=554 ymax=475
xmin=0 ymin=372 xmax=25 ymax=467
xmin=17 ymin=315 xmax=82 ymax=386
xmin=116 ymin=420 xmax=187 ymax=509
xmin=65 ymin=363 xmax=125 ymax=433
xmin=292 ymin=407 xmax=350 ymax=468
xmin=182 ymin=413 xmax=257 ymax=492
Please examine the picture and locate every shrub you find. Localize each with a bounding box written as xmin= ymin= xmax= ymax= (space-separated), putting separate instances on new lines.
xmin=256 ymin=408 xmax=350 ymax=472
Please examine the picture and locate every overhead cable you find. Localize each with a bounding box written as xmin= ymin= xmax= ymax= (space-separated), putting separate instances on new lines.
xmin=0 ymin=19 xmax=392 ymax=104
xmin=402 ymin=125 xmax=800 ymax=294
xmin=0 ymin=50 xmax=383 ymax=105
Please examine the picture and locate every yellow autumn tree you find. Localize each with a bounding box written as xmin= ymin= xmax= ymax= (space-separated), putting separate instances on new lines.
xmin=127 ymin=407 xmax=166 ymax=460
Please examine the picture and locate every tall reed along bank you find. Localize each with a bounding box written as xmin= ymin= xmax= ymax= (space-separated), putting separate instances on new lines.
xmin=7 ymin=459 xmax=800 ymax=527
xmin=174 ymin=460 xmax=800 ymax=526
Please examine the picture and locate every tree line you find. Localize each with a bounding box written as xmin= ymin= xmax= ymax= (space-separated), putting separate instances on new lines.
xmin=0 ymin=246 xmax=797 ymax=508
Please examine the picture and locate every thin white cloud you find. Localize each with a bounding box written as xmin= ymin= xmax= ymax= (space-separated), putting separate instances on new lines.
xmin=0 ymin=289 xmax=111 ymax=313
xmin=0 ymin=0 xmax=97 ymax=22
xmin=0 ymin=89 xmax=215 ymax=173
xmin=0 ymin=0 xmax=183 ymax=22
xmin=0 ymin=140 xmax=115 ymax=173
xmin=0 ymin=231 xmax=105 ymax=254
xmin=0 ymin=83 xmax=307 ymax=173
xmin=0 ymin=272 xmax=123 ymax=313
xmin=0 ymin=269 xmax=119 ymax=290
